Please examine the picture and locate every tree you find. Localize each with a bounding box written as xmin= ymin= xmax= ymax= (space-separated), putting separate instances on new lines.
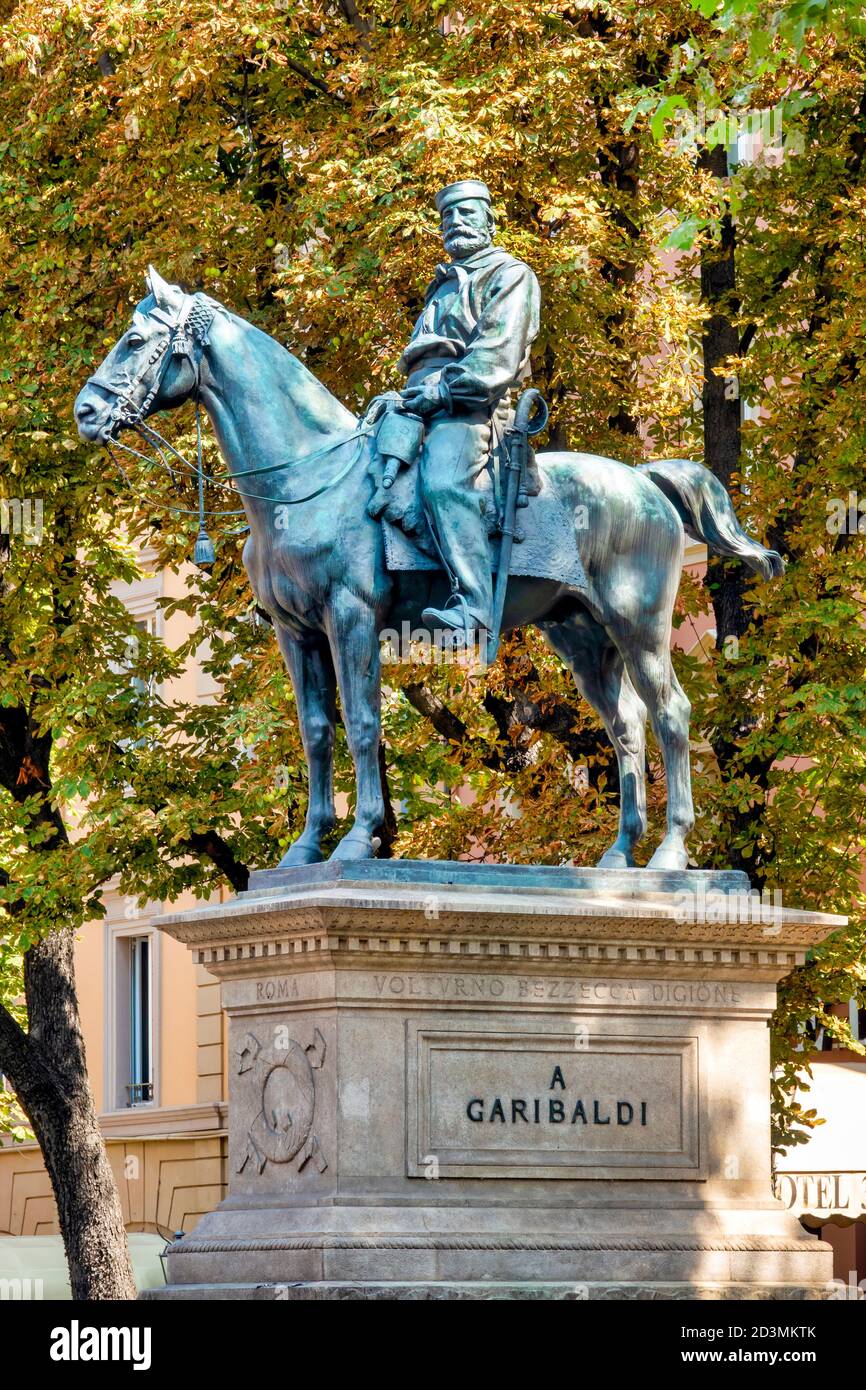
xmin=622 ymin=0 xmax=866 ymax=1141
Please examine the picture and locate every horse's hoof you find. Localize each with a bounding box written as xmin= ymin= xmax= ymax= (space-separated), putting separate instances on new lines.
xmin=278 ymin=842 xmax=325 ymax=868
xmin=329 ymin=829 xmax=378 ymax=863
xmin=596 ymin=843 xmax=636 ymax=869
xmin=646 ymin=843 xmax=689 ymax=871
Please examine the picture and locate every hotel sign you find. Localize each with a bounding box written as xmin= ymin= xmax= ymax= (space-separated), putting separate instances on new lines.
xmin=774 ymin=1171 xmax=866 ymax=1222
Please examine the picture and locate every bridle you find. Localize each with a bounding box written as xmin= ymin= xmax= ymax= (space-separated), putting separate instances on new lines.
xmin=86 ymin=291 xmax=216 ymax=436
xmin=86 ymin=289 xmax=373 ymax=565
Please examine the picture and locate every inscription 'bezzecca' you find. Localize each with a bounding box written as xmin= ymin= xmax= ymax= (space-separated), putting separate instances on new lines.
xmin=466 ymin=1065 xmax=648 ymax=1127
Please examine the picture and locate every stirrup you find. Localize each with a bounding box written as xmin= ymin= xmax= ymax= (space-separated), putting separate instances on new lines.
xmin=421 ymin=595 xmax=488 ymax=647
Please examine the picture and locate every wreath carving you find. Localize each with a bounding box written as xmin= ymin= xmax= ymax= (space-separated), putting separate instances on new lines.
xmin=235 ymin=1026 xmax=328 ymax=1176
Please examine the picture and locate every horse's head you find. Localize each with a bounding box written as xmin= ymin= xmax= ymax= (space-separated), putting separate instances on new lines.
xmin=74 ymin=267 xmax=216 ymax=443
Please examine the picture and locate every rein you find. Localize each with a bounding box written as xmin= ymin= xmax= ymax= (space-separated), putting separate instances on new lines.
xmin=90 ymin=288 xmax=372 ymax=566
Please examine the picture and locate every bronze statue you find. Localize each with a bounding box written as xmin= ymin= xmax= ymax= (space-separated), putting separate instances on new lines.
xmin=74 ymin=183 xmax=783 ymax=871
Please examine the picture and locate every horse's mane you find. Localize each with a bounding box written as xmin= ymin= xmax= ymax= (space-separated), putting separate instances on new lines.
xmin=138 ymin=286 xmax=357 ymax=432
xmin=134 ymin=289 xmax=229 ymax=324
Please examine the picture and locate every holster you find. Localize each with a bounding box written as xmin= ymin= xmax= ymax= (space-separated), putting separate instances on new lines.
xmin=375 ymin=406 xmax=425 ymax=469
xmin=366 ymin=399 xmax=428 ymax=538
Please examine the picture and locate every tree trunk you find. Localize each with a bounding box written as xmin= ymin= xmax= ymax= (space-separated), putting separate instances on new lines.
xmin=700 ymin=146 xmax=748 ymax=640
xmin=2 ymin=927 xmax=137 ymax=1299
xmin=0 ymin=695 xmax=136 ymax=1299
xmin=699 ymin=144 xmax=773 ymax=882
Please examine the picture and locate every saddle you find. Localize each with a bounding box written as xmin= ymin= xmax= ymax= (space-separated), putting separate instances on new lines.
xmin=364 ymin=396 xmax=586 ymax=590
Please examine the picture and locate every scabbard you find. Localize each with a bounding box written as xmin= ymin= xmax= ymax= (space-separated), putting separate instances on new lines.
xmin=485 ymin=439 xmax=523 ymax=666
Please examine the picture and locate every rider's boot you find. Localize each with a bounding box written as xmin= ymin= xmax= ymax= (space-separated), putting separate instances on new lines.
xmin=417 ymin=410 xmax=495 ymax=646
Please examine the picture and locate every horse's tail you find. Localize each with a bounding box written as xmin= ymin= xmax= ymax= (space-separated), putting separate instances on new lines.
xmin=637 ymin=458 xmax=785 ymax=581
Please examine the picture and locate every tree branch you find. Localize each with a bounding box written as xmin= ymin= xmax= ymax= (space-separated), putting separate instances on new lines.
xmin=402 ymin=682 xmax=503 ymax=771
xmin=403 ymin=679 xmax=617 ymax=789
xmin=0 ymin=1000 xmax=62 ymax=1120
xmin=182 ymin=831 xmax=250 ymax=893
xmin=286 ymin=57 xmax=347 ymax=103
xmin=336 ymin=0 xmax=372 ymax=39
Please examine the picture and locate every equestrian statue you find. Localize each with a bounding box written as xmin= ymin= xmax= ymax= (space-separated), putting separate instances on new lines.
xmin=74 ymin=180 xmax=783 ymax=872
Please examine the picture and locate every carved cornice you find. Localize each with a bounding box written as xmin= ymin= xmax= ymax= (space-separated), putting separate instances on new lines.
xmin=190 ymin=930 xmax=809 ymax=979
xmin=156 ymin=880 xmax=843 ymax=982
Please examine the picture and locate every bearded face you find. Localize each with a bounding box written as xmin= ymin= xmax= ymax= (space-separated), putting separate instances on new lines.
xmin=440 ymin=199 xmax=494 ymax=260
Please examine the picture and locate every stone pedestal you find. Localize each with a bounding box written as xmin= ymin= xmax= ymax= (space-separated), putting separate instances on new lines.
xmin=145 ymin=862 xmax=842 ymax=1300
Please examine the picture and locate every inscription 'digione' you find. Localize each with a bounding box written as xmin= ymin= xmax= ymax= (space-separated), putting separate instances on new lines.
xmin=466 ymin=1065 xmax=648 ymax=1127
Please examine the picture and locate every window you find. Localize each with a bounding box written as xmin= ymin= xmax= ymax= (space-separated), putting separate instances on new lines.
xmin=107 ymin=922 xmax=159 ymax=1110
xmin=127 ymin=935 xmax=153 ymax=1106
xmin=807 ymin=1002 xmax=866 ymax=1052
xmin=126 ymin=614 xmax=158 ymax=697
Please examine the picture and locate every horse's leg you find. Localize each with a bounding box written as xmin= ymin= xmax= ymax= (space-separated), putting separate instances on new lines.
xmin=274 ymin=626 xmax=337 ymax=867
xmin=325 ymin=591 xmax=385 ymax=861
xmin=619 ymin=641 xmax=694 ymax=871
xmin=540 ymin=612 xmax=648 ymax=868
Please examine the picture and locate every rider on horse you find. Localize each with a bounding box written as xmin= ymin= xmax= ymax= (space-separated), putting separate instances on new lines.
xmin=397 ymin=180 xmax=541 ymax=645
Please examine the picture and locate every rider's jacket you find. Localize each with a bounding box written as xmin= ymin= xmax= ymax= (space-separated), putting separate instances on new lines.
xmin=398 ymin=246 xmax=541 ymax=413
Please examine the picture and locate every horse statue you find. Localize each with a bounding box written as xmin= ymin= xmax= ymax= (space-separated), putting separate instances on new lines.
xmin=74 ymin=270 xmax=783 ymax=872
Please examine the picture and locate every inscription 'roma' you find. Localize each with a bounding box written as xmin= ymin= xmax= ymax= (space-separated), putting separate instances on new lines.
xmin=466 ymin=1065 xmax=648 ymax=1127
xmin=255 ymin=978 xmax=299 ymax=1001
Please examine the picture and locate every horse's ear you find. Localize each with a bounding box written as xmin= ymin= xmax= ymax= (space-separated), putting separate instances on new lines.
xmin=146 ymin=265 xmax=179 ymax=311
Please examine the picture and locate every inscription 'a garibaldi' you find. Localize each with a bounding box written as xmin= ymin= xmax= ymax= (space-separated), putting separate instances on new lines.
xmin=467 ymin=1067 xmax=648 ymax=1127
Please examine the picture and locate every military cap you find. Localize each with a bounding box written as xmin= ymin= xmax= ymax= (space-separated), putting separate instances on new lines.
xmin=434 ymin=180 xmax=492 ymax=214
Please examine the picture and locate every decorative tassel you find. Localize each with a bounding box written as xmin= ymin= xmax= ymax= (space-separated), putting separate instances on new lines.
xmin=193 ymin=402 xmax=215 ymax=569
xmin=194 ymin=528 xmax=216 ymax=568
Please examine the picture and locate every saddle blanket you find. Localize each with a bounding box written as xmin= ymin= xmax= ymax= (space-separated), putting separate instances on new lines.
xmin=381 ymin=459 xmax=587 ymax=591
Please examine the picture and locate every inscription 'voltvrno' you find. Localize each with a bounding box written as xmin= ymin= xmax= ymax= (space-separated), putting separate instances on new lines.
xmin=466 ymin=1065 xmax=648 ymax=1127
xmin=372 ymin=974 xmax=742 ymax=1006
